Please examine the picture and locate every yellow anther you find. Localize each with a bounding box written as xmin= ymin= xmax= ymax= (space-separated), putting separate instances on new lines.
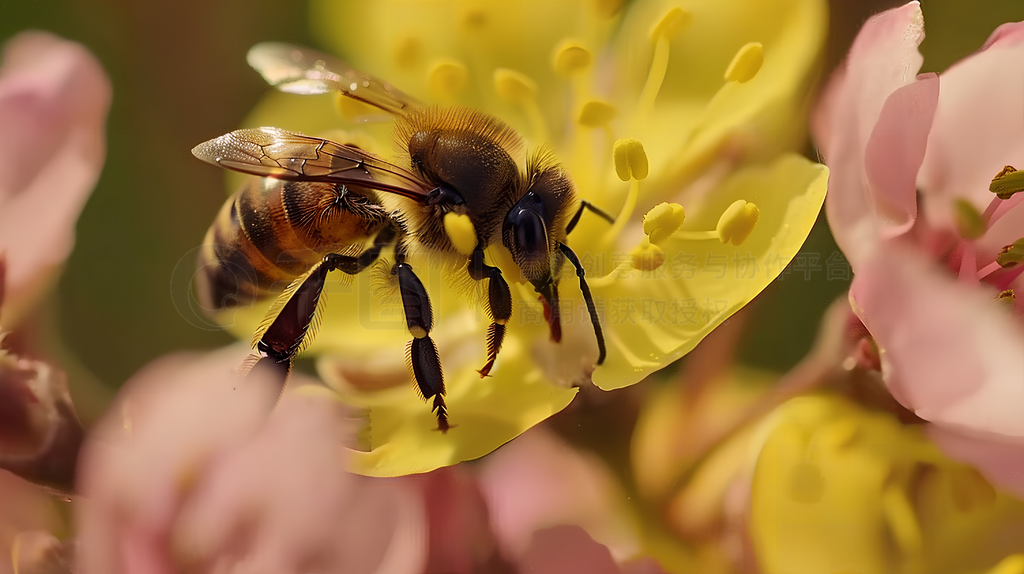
xmin=724 ymin=42 xmax=764 ymax=83
xmin=716 ymin=200 xmax=760 ymax=245
xmin=990 ymin=165 xmax=1024 ymax=200
xmin=443 ymin=212 xmax=477 ymax=257
xmin=428 ymin=59 xmax=468 ymax=100
xmin=997 ymin=238 xmax=1024 ymax=268
xmin=461 ymin=7 xmax=488 ymax=29
xmin=650 ymin=7 xmax=691 ymax=42
xmin=612 ymin=138 xmax=649 ymax=181
xmin=631 ymin=239 xmax=666 ymax=272
xmin=998 ymin=289 xmax=1016 ymax=306
xmin=493 ymin=68 xmax=537 ymax=104
xmin=642 ymin=202 xmax=685 ymax=245
xmin=393 ymin=36 xmax=422 ymax=70
xmin=954 ymin=198 xmax=986 ymax=240
xmin=986 ymin=554 xmax=1024 ymax=574
xmin=578 ymin=100 xmax=617 ymax=128
xmin=553 ymin=40 xmax=593 ymax=76
xmin=882 ymin=485 xmax=923 ymax=556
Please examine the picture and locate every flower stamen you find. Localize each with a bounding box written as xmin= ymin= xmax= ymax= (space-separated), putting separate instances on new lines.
xmin=428 ymin=59 xmax=468 ymax=100
xmin=724 ymin=42 xmax=764 ymax=84
xmin=494 ymin=68 xmax=547 ymax=143
xmin=605 ymin=138 xmax=648 ymax=242
xmin=990 ymin=165 xmax=1024 ymax=200
xmin=636 ymin=8 xmax=690 ymax=124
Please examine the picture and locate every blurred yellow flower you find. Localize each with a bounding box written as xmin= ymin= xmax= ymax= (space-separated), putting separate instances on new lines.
xmin=218 ymin=0 xmax=829 ymax=476
xmin=751 ymin=396 xmax=1024 ymax=574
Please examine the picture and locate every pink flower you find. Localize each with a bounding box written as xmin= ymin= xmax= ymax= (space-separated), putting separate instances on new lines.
xmin=76 ymin=347 xmax=426 ymax=574
xmin=816 ymin=2 xmax=1024 ymax=494
xmin=0 ymin=471 xmax=62 ymax=574
xmin=0 ymin=31 xmax=110 ymax=325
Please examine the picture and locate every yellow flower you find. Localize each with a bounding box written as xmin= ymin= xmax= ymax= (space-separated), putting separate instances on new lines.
xmin=217 ymin=0 xmax=828 ymax=476
xmin=751 ymin=396 xmax=1024 ymax=574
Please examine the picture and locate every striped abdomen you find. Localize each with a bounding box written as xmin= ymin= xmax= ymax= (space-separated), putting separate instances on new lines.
xmin=196 ymin=178 xmax=391 ymax=310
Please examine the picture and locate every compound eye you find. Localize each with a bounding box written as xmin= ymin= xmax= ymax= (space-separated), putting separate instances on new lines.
xmin=504 ymin=192 xmax=550 ymax=282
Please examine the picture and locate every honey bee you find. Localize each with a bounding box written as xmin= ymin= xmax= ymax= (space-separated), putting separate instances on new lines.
xmin=193 ymin=43 xmax=613 ymax=432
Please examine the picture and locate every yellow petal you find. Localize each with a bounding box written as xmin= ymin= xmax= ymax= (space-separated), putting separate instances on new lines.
xmin=589 ymin=155 xmax=828 ymax=391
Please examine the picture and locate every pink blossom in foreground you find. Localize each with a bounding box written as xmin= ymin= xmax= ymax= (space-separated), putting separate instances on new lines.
xmin=0 ymin=470 xmax=62 ymax=574
xmin=0 ymin=31 xmax=110 ymax=326
xmin=75 ymin=347 xmax=426 ymax=574
xmin=816 ymin=1 xmax=1024 ymax=493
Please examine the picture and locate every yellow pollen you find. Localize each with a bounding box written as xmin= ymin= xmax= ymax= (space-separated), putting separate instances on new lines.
xmin=998 ymin=289 xmax=1016 ymax=306
xmin=724 ymin=42 xmax=764 ymax=83
xmin=990 ymin=165 xmax=1024 ymax=200
xmin=443 ymin=212 xmax=477 ymax=257
xmin=612 ymin=138 xmax=649 ymax=181
xmin=578 ymin=100 xmax=617 ymax=128
xmin=393 ymin=36 xmax=422 ymax=70
xmin=642 ymin=202 xmax=685 ymax=246
xmin=716 ymin=200 xmax=760 ymax=245
xmin=988 ymin=555 xmax=1024 ymax=574
xmin=954 ymin=198 xmax=986 ymax=240
xmin=428 ymin=59 xmax=468 ymax=100
xmin=631 ymin=239 xmax=665 ymax=271
xmin=650 ymin=7 xmax=691 ymax=43
xmin=553 ymin=40 xmax=593 ymax=76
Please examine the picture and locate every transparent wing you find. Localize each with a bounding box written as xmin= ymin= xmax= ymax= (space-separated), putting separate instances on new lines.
xmin=247 ymin=42 xmax=422 ymax=118
xmin=192 ymin=127 xmax=433 ymax=201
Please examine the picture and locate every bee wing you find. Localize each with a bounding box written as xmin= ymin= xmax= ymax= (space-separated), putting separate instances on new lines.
xmin=247 ymin=43 xmax=422 ymax=119
xmin=192 ymin=127 xmax=434 ymax=202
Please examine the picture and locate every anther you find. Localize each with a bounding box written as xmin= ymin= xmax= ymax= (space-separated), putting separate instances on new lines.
xmin=997 ymin=238 xmax=1024 ymax=268
xmin=642 ymin=202 xmax=685 ymax=246
xmin=428 ymin=59 xmax=468 ymax=100
xmin=494 ymin=68 xmax=537 ymax=103
xmin=716 ymin=200 xmax=760 ymax=245
xmin=650 ymin=7 xmax=691 ymax=42
xmin=393 ymin=37 xmax=422 ymax=70
xmin=954 ymin=199 xmax=986 ymax=240
xmin=998 ymin=289 xmax=1016 ymax=306
xmin=612 ymin=138 xmax=649 ymax=181
xmin=578 ymin=100 xmax=617 ymax=128
xmin=631 ymin=239 xmax=665 ymax=271
xmin=443 ymin=212 xmax=477 ymax=257
xmin=494 ymin=68 xmax=546 ymax=142
xmin=724 ymin=42 xmax=764 ymax=83
xmin=990 ymin=165 xmax=1024 ymax=200
xmin=553 ymin=41 xmax=593 ymax=77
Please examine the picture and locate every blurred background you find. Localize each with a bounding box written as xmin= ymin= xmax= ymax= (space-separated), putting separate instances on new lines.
xmin=2 ymin=0 xmax=1024 ymax=425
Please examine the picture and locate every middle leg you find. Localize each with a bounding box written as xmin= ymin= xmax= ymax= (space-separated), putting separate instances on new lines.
xmin=467 ymin=246 xmax=512 ymax=377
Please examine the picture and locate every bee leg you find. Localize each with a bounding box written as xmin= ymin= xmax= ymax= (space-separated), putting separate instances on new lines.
xmin=557 ymin=242 xmax=606 ymax=365
xmin=393 ymin=251 xmax=449 ymax=432
xmin=565 ymin=200 xmax=615 ymax=235
xmin=468 ymin=247 xmax=512 ymax=377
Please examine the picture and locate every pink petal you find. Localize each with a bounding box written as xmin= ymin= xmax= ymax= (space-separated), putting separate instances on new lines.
xmin=814 ymin=2 xmax=928 ymax=268
xmin=926 ymin=425 xmax=1024 ymax=499
xmin=0 ymin=32 xmax=110 ymax=321
xmin=518 ymin=526 xmax=621 ymax=574
xmin=850 ymin=246 xmax=1024 ymax=436
xmin=918 ymin=21 xmax=1024 ymax=228
xmin=977 ymin=194 xmax=1024 ymax=269
xmin=863 ymin=74 xmax=937 ymax=238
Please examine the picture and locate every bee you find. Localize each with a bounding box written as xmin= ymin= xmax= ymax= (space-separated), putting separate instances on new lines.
xmin=192 ymin=43 xmax=613 ymax=432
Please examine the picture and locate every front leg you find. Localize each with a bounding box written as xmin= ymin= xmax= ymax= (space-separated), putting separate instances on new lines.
xmin=467 ymin=246 xmax=512 ymax=377
xmin=393 ymin=246 xmax=449 ymax=432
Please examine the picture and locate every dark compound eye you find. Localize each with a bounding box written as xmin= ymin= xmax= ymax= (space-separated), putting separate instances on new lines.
xmin=503 ymin=191 xmax=551 ymax=283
